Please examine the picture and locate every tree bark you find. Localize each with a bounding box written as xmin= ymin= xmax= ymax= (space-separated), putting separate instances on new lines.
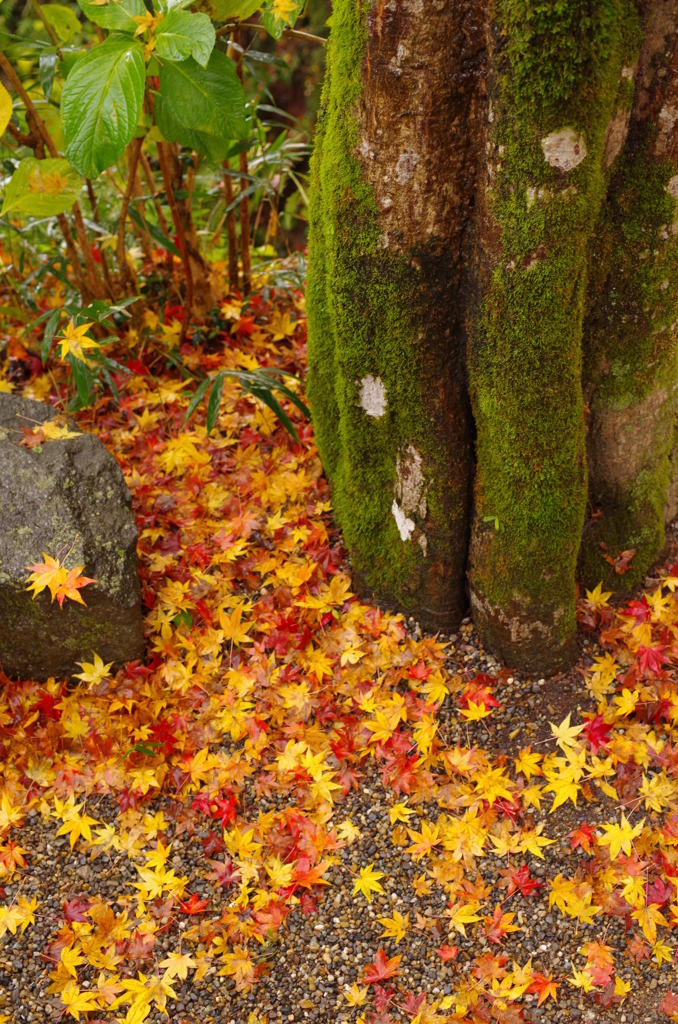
xmin=307 ymin=0 xmax=484 ymax=631
xmin=308 ymin=0 xmax=678 ymax=674
xmin=581 ymin=0 xmax=678 ymax=589
xmin=467 ymin=0 xmax=636 ymax=673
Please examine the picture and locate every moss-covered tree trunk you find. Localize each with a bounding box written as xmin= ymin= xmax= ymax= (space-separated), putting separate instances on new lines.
xmin=307 ymin=0 xmax=484 ymax=630
xmin=308 ymin=0 xmax=678 ymax=675
xmin=581 ymin=0 xmax=678 ymax=589
xmin=467 ymin=1 xmax=636 ymax=673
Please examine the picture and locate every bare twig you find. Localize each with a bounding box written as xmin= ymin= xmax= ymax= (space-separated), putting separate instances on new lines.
xmin=157 ymin=140 xmax=193 ymax=342
xmin=215 ymin=20 xmax=327 ymax=45
xmin=117 ymin=136 xmax=144 ymax=298
xmin=222 ymin=165 xmax=239 ymax=291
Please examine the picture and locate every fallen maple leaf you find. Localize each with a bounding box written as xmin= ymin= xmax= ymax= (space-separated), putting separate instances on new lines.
xmin=362 ymin=948 xmax=401 ymax=984
xmin=25 ymin=549 xmax=96 ymax=608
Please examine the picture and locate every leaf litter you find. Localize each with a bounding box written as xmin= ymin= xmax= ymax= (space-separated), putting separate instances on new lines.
xmin=1 ymin=273 xmax=678 ymax=1024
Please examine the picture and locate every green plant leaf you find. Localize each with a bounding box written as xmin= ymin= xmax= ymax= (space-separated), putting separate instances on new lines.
xmin=195 ymin=0 xmax=261 ymax=19
xmin=39 ymin=50 xmax=58 ymax=101
xmin=69 ymin=352 xmax=94 ymax=406
xmin=154 ymin=91 xmax=233 ymax=162
xmin=206 ymin=370 xmax=225 ymax=434
xmin=155 ymin=9 xmax=215 ymax=67
xmin=76 ymin=0 xmax=146 ymax=33
xmin=41 ymin=308 xmax=62 ymax=363
xmin=1 ymin=157 xmax=82 ymax=217
xmin=261 ymin=1 xmax=301 ymax=41
xmin=41 ymin=3 xmax=82 ymax=42
xmin=157 ymin=50 xmax=248 ymax=143
xmin=61 ymin=34 xmax=145 ymax=178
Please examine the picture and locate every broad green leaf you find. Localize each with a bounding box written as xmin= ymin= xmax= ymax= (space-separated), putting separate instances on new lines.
xmin=155 ymin=9 xmax=215 ymax=67
xmin=154 ymin=90 xmax=233 ymax=163
xmin=1 ymin=157 xmax=82 ymax=217
xmin=158 ymin=50 xmax=247 ymax=141
xmin=61 ymin=35 xmax=145 ymax=178
xmin=76 ymin=0 xmax=146 ymax=33
xmin=0 ymin=82 xmax=12 ymax=136
xmin=195 ymin=0 xmax=261 ymax=19
xmin=41 ymin=3 xmax=82 ymax=42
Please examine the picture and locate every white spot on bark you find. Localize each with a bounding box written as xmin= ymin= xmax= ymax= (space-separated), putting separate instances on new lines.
xmin=541 ymin=129 xmax=587 ymax=172
xmin=526 ymin=186 xmax=536 ymax=209
xmin=621 ymin=66 xmax=636 ymax=80
xmin=395 ymin=444 xmax=427 ymax=519
xmin=657 ymin=106 xmax=678 ymax=155
xmin=666 ymin=174 xmax=678 ymax=198
xmin=417 ymin=533 xmax=428 ymax=556
xmin=396 ymin=150 xmax=419 ymax=185
xmin=359 ymin=375 xmax=387 ymax=418
xmin=392 ymin=500 xmax=415 ymax=541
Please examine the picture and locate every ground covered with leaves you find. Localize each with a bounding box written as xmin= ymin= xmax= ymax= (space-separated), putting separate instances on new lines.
xmin=2 ymin=270 xmax=678 ymax=1024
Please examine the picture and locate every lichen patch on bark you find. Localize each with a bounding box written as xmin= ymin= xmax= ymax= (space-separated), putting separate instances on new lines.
xmin=541 ymin=129 xmax=588 ymax=172
xmin=359 ymin=375 xmax=387 ymax=418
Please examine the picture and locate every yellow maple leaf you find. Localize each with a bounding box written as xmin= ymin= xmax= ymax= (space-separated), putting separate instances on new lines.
xmin=377 ymin=909 xmax=409 ymax=944
xmin=460 ymin=699 xmax=491 ymax=721
xmin=219 ymin=603 xmax=253 ymax=645
xmin=60 ymin=980 xmax=100 ymax=1020
xmin=159 ymin=949 xmax=196 ymax=980
xmin=585 ymin=582 xmax=612 ymax=608
xmin=58 ymin=319 xmax=100 ymax=364
xmin=549 ymin=713 xmax=584 ymax=751
xmin=353 ymin=863 xmax=385 ymax=902
xmin=343 ymin=983 xmax=369 ymax=1006
xmin=598 ymin=813 xmax=645 ymax=860
xmin=336 ymin=819 xmax=362 ymax=844
xmin=446 ymin=900 xmax=481 ymax=937
xmin=0 ymin=793 xmax=24 ymax=834
xmin=73 ymin=653 xmax=113 ymax=687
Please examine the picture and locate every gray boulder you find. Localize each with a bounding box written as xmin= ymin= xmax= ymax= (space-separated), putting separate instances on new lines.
xmin=0 ymin=393 xmax=144 ymax=680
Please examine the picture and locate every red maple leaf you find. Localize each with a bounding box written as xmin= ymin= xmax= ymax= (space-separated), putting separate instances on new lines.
xmin=646 ymin=877 xmax=673 ymax=907
xmin=179 ymin=894 xmax=209 ymax=914
xmin=435 ymin=945 xmax=458 ymax=961
xmin=659 ymin=991 xmax=678 ymax=1017
xmin=637 ymin=644 xmax=670 ymax=675
xmin=583 ymin=715 xmax=612 ymax=754
xmin=362 ymin=948 xmax=402 ymax=984
xmin=498 ymin=864 xmax=543 ymax=898
xmin=63 ymin=898 xmax=90 ymax=923
xmin=205 ymin=858 xmax=240 ymax=887
xmin=569 ymin=822 xmax=596 ymax=853
xmin=625 ymin=596 xmax=651 ymax=625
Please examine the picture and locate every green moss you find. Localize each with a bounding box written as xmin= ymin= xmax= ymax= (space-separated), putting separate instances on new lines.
xmin=467 ymin=0 xmax=633 ymax=667
xmin=306 ymin=0 xmax=471 ymax=626
xmin=580 ymin=144 xmax=678 ymax=587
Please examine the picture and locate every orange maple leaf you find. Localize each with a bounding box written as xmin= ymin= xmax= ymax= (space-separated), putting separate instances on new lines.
xmin=25 ymin=550 xmax=97 ymax=608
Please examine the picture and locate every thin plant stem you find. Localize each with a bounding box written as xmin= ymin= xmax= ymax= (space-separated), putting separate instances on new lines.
xmin=157 ymin=140 xmax=193 ymax=342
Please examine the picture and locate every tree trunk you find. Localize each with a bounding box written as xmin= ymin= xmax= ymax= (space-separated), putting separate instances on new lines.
xmin=307 ymin=0 xmax=481 ymax=631
xmin=581 ymin=0 xmax=678 ymax=589
xmin=308 ymin=0 xmax=678 ymax=674
xmin=467 ymin=1 xmax=635 ymax=673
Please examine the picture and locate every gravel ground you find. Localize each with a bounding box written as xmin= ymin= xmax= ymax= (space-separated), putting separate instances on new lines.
xmin=2 ymin=594 xmax=675 ymax=1024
